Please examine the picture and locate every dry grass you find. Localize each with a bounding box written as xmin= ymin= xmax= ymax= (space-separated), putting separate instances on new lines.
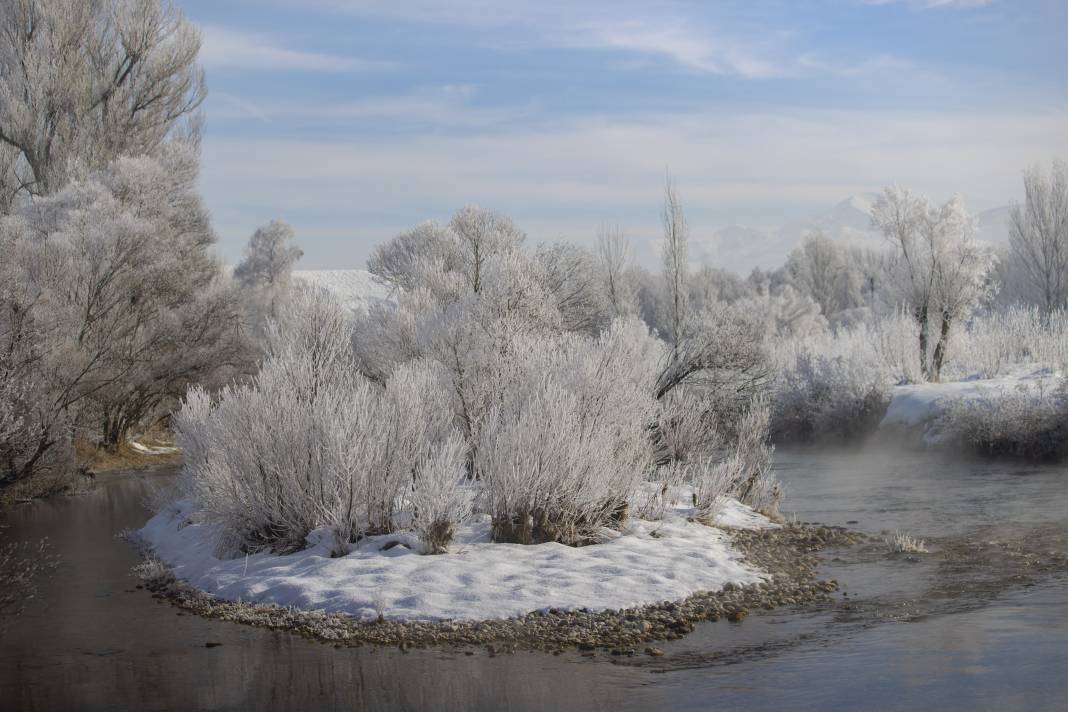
xmin=884 ymin=531 xmax=929 ymax=554
xmin=74 ymin=434 xmax=181 ymax=474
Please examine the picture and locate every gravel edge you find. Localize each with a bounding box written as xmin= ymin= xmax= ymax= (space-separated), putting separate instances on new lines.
xmin=131 ymin=524 xmax=864 ymax=655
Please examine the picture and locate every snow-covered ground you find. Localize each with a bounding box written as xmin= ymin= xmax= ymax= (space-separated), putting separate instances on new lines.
xmin=880 ymin=365 xmax=1062 ymax=439
xmin=292 ymin=270 xmax=393 ymax=313
xmin=140 ymin=498 xmax=776 ymax=622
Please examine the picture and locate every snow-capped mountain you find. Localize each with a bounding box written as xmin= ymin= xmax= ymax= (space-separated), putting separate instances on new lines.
xmin=696 ymin=193 xmax=1012 ymax=275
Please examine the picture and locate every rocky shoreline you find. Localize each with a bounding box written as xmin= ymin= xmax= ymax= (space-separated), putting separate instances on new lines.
xmin=133 ymin=523 xmax=865 ymax=655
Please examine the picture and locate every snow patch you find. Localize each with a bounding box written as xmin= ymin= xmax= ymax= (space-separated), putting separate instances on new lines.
xmin=139 ymin=498 xmax=772 ymax=622
xmin=715 ymin=498 xmax=781 ymax=530
xmin=129 ymin=441 xmax=179 ymax=456
xmin=880 ymin=365 xmax=1061 ymax=437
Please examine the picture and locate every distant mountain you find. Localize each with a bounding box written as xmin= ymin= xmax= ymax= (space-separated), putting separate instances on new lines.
xmin=696 ymin=193 xmax=1012 ymax=274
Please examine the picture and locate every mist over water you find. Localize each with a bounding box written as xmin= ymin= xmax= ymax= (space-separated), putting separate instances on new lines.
xmin=1 ymin=446 xmax=1066 ymax=712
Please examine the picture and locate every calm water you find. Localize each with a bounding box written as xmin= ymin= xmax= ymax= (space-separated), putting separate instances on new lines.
xmin=1 ymin=446 xmax=1066 ymax=711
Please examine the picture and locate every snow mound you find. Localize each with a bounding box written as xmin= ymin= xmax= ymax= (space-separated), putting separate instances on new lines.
xmin=880 ymin=366 xmax=1062 ymax=434
xmin=140 ymin=499 xmax=773 ymax=622
xmin=292 ymin=270 xmax=393 ymax=313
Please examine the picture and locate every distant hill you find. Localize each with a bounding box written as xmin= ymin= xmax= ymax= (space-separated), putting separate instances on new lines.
xmin=292 ymin=270 xmax=393 ymax=313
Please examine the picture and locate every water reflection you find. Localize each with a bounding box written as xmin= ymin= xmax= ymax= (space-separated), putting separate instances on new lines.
xmin=1 ymin=448 xmax=1066 ymax=711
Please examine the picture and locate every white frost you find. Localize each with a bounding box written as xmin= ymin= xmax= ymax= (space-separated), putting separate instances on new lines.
xmin=139 ymin=499 xmax=772 ymax=622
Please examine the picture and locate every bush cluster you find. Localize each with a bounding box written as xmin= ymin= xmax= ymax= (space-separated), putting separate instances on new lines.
xmin=174 ymin=207 xmax=779 ymax=556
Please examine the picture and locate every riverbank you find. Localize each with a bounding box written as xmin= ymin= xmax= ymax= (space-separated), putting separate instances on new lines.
xmin=131 ymin=523 xmax=863 ymax=654
xmin=0 ymin=436 xmax=179 ymax=509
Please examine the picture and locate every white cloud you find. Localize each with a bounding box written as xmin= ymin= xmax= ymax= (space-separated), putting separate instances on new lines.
xmin=207 ymin=85 xmax=532 ymax=129
xmin=200 ymin=108 xmax=1068 ymax=270
xmin=279 ymin=1 xmax=854 ymax=80
xmin=562 ymin=20 xmax=787 ymax=78
xmin=199 ymin=26 xmax=393 ymax=72
xmin=211 ymin=93 xmax=271 ymax=122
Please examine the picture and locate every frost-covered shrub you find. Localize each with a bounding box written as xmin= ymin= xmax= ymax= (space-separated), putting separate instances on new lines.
xmin=933 ymin=380 xmax=1068 ymax=459
xmin=770 ymin=324 xmax=893 ymax=440
xmin=682 ymin=398 xmax=777 ymax=520
xmin=410 ymin=434 xmax=471 ymax=554
xmin=655 ymin=303 xmax=769 ymax=434
xmin=172 ymin=205 xmax=785 ymax=556
xmin=733 ymin=285 xmax=828 ymax=339
xmin=478 ymin=320 xmax=659 ymax=545
xmin=946 ymin=306 xmax=1068 ymax=379
xmin=535 ymin=241 xmax=612 ymax=335
xmin=176 ymin=291 xmax=469 ymax=554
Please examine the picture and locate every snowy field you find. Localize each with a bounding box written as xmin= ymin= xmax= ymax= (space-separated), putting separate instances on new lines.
xmin=292 ymin=270 xmax=393 ymax=313
xmin=140 ymin=499 xmax=775 ymax=622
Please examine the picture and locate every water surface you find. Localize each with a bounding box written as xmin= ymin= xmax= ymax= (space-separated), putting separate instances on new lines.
xmin=1 ymin=446 xmax=1066 ymax=711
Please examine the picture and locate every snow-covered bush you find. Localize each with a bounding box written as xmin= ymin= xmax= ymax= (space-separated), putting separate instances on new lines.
xmin=410 ymin=433 xmax=471 ymax=554
xmin=655 ymin=303 xmax=769 ymax=431
xmin=873 ymin=309 xmax=925 ymax=385
xmin=171 ymin=203 xmax=784 ymax=556
xmin=176 ymin=291 xmax=469 ymax=554
xmin=946 ymin=306 xmax=1068 ymax=380
xmin=478 ymin=321 xmax=659 ymax=545
xmin=535 ymin=241 xmax=612 ymax=335
xmin=933 ymin=379 xmax=1068 ymax=459
xmin=770 ymin=324 xmax=894 ymax=440
xmin=684 ymin=398 xmax=777 ymax=520
xmin=734 ymin=285 xmax=828 ymax=339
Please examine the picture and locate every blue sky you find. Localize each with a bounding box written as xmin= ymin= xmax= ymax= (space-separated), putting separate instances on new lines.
xmin=177 ymin=0 xmax=1068 ymax=270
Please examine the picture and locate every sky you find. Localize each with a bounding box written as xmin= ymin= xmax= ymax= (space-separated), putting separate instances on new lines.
xmin=177 ymin=0 xmax=1068 ymax=271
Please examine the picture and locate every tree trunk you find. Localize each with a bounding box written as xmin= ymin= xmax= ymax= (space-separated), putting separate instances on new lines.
xmin=930 ymin=311 xmax=952 ymax=383
xmin=916 ymin=304 xmax=930 ymax=381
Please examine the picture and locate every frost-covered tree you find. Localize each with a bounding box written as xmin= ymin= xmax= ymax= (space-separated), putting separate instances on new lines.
xmin=595 ymin=223 xmax=636 ymax=318
xmin=734 ymin=285 xmax=828 ymax=339
xmin=449 ymin=206 xmax=525 ymax=293
xmin=661 ymin=173 xmax=689 ymax=348
xmin=535 ymin=241 xmax=610 ymax=335
xmin=689 ymin=265 xmax=752 ymax=310
xmin=1 ymin=144 xmax=248 ymax=470
xmin=366 ymin=220 xmax=459 ymax=293
xmin=1008 ymin=160 xmax=1068 ymax=316
xmin=872 ymin=187 xmax=993 ymax=381
xmin=785 ymin=232 xmax=851 ymax=318
xmin=0 ymin=0 xmax=205 ymax=199
xmin=234 ymin=219 xmax=304 ymax=323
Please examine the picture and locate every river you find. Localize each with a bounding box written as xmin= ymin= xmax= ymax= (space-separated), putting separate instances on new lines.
xmin=2 ymin=444 xmax=1066 ymax=711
